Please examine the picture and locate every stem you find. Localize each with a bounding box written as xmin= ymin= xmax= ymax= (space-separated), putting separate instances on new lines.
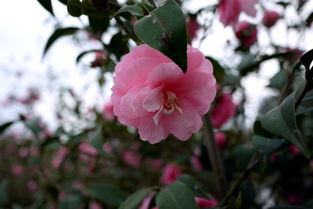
xmin=114 ymin=16 xmax=141 ymax=45
xmin=220 ymin=153 xmax=259 ymax=206
xmin=203 ymin=115 xmax=227 ymax=199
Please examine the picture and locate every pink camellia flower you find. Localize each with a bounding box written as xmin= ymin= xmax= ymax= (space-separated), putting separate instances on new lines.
xmin=190 ymin=156 xmax=203 ymax=172
xmin=219 ymin=0 xmax=258 ymax=26
xmin=214 ymin=132 xmax=227 ymax=149
xmin=139 ymin=194 xmax=155 ymax=209
xmin=289 ymin=145 xmax=301 ymax=155
xmin=79 ymin=141 xmax=98 ymax=156
xmin=89 ymin=201 xmax=102 ymax=209
xmin=11 ymin=165 xmax=24 ymax=176
xmin=27 ymin=181 xmax=38 ymax=191
xmin=262 ymin=10 xmax=280 ymax=28
xmin=234 ymin=21 xmax=257 ymax=48
xmin=195 ymin=197 xmax=218 ymax=208
xmin=111 ymin=44 xmax=216 ymax=144
xmin=187 ymin=17 xmax=200 ymax=41
xmin=218 ymin=0 xmax=241 ymax=26
xmin=52 ymin=147 xmax=69 ymax=168
xmin=103 ymin=100 xmax=115 ymax=121
xmin=160 ymin=164 xmax=181 ymax=185
xmin=122 ymin=150 xmax=141 ymax=167
xmin=211 ymin=93 xmax=236 ymax=128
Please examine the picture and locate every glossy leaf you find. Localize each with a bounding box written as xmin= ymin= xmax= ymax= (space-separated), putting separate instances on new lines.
xmin=67 ymin=0 xmax=82 ymax=17
xmin=297 ymin=89 xmax=313 ymax=114
xmin=156 ymin=181 xmax=199 ymax=209
xmin=253 ymin=135 xmax=284 ymax=162
xmin=24 ymin=118 xmax=44 ymax=139
xmin=37 ymin=0 xmax=54 ymax=16
xmin=43 ymin=27 xmax=80 ymax=57
xmin=261 ymin=93 xmax=310 ymax=158
xmin=87 ymin=184 xmax=126 ymax=206
xmin=0 ymin=121 xmax=15 ymax=134
xmin=177 ymin=175 xmax=207 ymax=198
xmin=206 ymin=56 xmax=225 ymax=83
xmin=134 ymin=0 xmax=187 ymax=72
xmin=88 ymin=126 xmax=104 ymax=152
xmin=115 ymin=5 xmax=144 ymax=17
xmin=109 ymin=32 xmax=129 ymax=60
xmin=88 ymin=16 xmax=110 ymax=34
xmin=300 ymin=49 xmax=313 ymax=71
xmin=118 ymin=188 xmax=153 ymax=209
xmin=268 ymin=70 xmax=288 ymax=90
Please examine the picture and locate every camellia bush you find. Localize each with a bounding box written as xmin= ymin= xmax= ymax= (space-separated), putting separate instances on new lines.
xmin=1 ymin=0 xmax=313 ymax=208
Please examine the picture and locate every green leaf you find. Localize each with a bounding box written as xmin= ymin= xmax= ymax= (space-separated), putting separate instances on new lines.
xmin=115 ymin=5 xmax=144 ymax=17
xmin=109 ymin=32 xmax=129 ymax=60
xmin=0 ymin=121 xmax=15 ymax=134
xmin=81 ymin=0 xmax=110 ymax=18
xmin=88 ymin=16 xmax=110 ymax=34
xmin=253 ymin=135 xmax=284 ymax=163
xmin=134 ymin=0 xmax=187 ymax=72
xmin=24 ymin=118 xmax=44 ymax=139
xmin=206 ymin=56 xmax=225 ymax=83
xmin=43 ymin=27 xmax=80 ymax=57
xmin=37 ymin=0 xmax=54 ymax=16
xmin=87 ymin=184 xmax=126 ymax=206
xmin=76 ymin=49 xmax=104 ymax=64
xmin=297 ymin=89 xmax=313 ymax=114
xmin=118 ymin=188 xmax=153 ymax=209
xmin=0 ymin=180 xmax=10 ymax=204
xmin=88 ymin=126 xmax=104 ymax=153
xmin=156 ymin=181 xmax=199 ymax=209
xmin=67 ymin=0 xmax=82 ymax=17
xmin=261 ymin=93 xmax=310 ymax=158
xmin=57 ymin=195 xmax=82 ymax=209
xmin=177 ymin=175 xmax=207 ymax=198
xmin=268 ymin=70 xmax=288 ymax=90
xmin=300 ymin=49 xmax=313 ymax=71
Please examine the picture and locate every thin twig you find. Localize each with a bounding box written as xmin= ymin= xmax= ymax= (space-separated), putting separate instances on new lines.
xmin=203 ymin=115 xmax=228 ymax=199
xmin=219 ymin=153 xmax=260 ymax=206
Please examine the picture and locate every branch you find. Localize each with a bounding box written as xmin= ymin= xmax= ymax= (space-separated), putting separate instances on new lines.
xmin=203 ymin=115 xmax=227 ymax=199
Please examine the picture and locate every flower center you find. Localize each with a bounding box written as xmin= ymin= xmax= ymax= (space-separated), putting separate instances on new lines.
xmin=163 ymin=91 xmax=182 ymax=114
xmin=153 ymin=91 xmax=182 ymax=126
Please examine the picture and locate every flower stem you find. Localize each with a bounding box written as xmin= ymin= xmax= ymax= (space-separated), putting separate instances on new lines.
xmin=203 ymin=115 xmax=227 ymax=199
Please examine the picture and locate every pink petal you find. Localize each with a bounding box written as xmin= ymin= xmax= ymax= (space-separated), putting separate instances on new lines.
xmin=137 ymin=115 xmax=169 ymax=144
xmin=240 ymin=0 xmax=258 ymax=17
xmin=162 ymin=101 xmax=202 ymax=140
xmin=146 ymin=63 xmax=183 ymax=86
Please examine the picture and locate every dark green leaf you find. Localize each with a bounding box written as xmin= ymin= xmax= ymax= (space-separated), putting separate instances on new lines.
xmin=0 ymin=121 xmax=15 ymax=134
xmin=76 ymin=49 xmax=104 ymax=64
xmin=206 ymin=56 xmax=225 ymax=83
xmin=134 ymin=0 xmax=187 ymax=72
xmin=81 ymin=0 xmax=110 ymax=18
xmin=253 ymin=135 xmax=284 ymax=163
xmin=297 ymin=89 xmax=313 ymax=114
xmin=88 ymin=16 xmax=110 ymax=34
xmin=268 ymin=70 xmax=288 ymax=89
xmin=300 ymin=49 xmax=313 ymax=71
xmin=37 ymin=0 xmax=54 ymax=16
xmin=261 ymin=93 xmax=310 ymax=158
xmin=58 ymin=0 xmax=68 ymax=5
xmin=67 ymin=0 xmax=82 ymax=17
xmin=88 ymin=126 xmax=104 ymax=152
xmin=118 ymin=188 xmax=154 ymax=209
xmin=87 ymin=184 xmax=126 ymax=206
xmin=156 ymin=181 xmax=199 ymax=209
xmin=43 ymin=27 xmax=80 ymax=57
xmin=115 ymin=5 xmax=144 ymax=17
xmin=57 ymin=195 xmax=82 ymax=209
xmin=0 ymin=180 xmax=9 ymax=204
xmin=109 ymin=32 xmax=129 ymax=60
xmin=24 ymin=118 xmax=44 ymax=139
xmin=177 ymin=175 xmax=207 ymax=198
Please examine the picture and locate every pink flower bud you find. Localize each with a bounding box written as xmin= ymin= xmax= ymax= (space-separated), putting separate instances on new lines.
xmin=11 ymin=165 xmax=24 ymax=176
xmin=160 ymin=164 xmax=181 ymax=185
xmin=195 ymin=197 xmax=218 ymax=208
xmin=262 ymin=10 xmax=280 ymax=27
xmin=103 ymin=100 xmax=114 ymax=121
xmin=187 ymin=18 xmax=200 ymax=41
xmin=214 ymin=132 xmax=227 ymax=149
xmin=234 ymin=21 xmax=257 ymax=48
xmin=122 ymin=150 xmax=141 ymax=168
xmin=211 ymin=93 xmax=236 ymax=128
